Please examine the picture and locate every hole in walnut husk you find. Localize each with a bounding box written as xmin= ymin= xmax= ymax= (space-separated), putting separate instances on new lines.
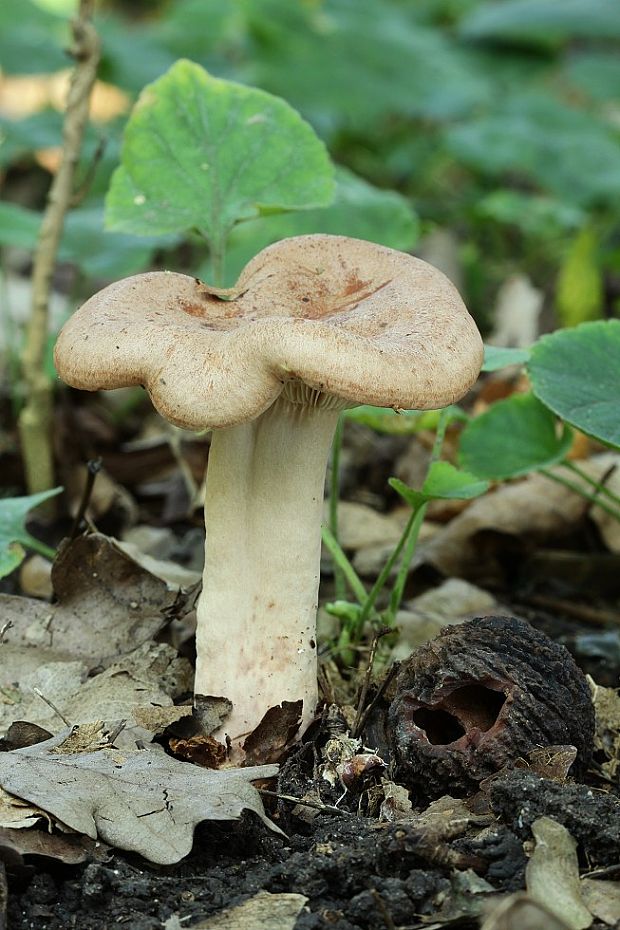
xmin=411 ymin=684 xmax=507 ymax=745
xmin=412 ymin=707 xmax=465 ymax=744
xmin=388 ymin=616 xmax=595 ymax=799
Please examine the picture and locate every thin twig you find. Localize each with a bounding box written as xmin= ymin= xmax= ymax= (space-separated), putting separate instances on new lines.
xmin=517 ymin=593 xmax=620 ymax=628
xmin=18 ymin=0 xmax=101 ymax=496
xmin=352 ymin=626 xmax=392 ymax=738
xmin=0 ymin=622 xmax=13 ymax=644
xmin=33 ymin=687 xmax=72 ymax=727
xmin=540 ymin=468 xmax=620 ymax=522
xmin=69 ymin=456 xmax=102 ymax=539
xmin=354 ymin=663 xmax=399 ymax=739
xmin=258 ymin=788 xmax=353 ymax=817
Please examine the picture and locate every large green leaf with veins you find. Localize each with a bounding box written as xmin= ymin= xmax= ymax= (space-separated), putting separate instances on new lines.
xmin=460 ymin=0 xmax=620 ymax=45
xmin=106 ymin=60 xmax=335 ymax=248
xmin=459 ymin=393 xmax=573 ymax=479
xmin=528 ymin=321 xmax=620 ymax=450
xmin=201 ymin=167 xmax=419 ymax=285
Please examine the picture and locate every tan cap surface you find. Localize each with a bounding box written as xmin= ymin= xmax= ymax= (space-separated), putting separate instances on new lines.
xmin=54 ymin=234 xmax=483 ymax=430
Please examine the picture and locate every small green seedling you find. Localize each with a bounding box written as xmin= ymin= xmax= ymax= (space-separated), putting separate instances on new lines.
xmin=0 ymin=487 xmax=62 ymax=578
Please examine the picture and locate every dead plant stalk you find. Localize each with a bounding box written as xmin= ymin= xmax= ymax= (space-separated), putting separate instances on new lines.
xmin=18 ymin=0 xmax=100 ymax=497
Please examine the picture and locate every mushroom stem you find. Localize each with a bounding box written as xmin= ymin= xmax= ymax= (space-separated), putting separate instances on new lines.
xmin=194 ymin=393 xmax=341 ymax=752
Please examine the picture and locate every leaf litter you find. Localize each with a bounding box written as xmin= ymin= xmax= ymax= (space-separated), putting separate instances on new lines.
xmin=1 ymin=452 xmax=620 ymax=926
xmin=0 ymin=725 xmax=280 ymax=866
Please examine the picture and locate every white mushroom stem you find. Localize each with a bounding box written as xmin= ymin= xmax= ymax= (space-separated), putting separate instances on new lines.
xmin=194 ymin=391 xmax=342 ymax=753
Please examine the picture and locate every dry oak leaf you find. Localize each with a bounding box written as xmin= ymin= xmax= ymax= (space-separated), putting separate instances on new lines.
xmin=0 ymin=533 xmax=187 ymax=672
xmin=0 ymin=729 xmax=280 ymax=865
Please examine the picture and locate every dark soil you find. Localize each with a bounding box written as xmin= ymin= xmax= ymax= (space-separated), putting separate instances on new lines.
xmin=5 ymin=747 xmax=620 ymax=929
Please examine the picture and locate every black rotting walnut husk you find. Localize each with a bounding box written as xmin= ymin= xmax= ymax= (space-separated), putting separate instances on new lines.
xmin=388 ymin=615 xmax=594 ymax=798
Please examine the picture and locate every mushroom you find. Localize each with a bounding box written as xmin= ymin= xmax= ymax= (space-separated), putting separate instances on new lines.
xmin=54 ymin=234 xmax=483 ymax=755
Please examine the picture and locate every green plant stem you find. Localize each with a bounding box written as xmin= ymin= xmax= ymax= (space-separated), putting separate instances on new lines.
xmin=343 ymin=407 xmax=453 ymax=640
xmin=540 ymin=468 xmax=620 ymax=522
xmin=24 ymin=537 xmax=56 ymax=561
xmin=18 ymin=1 xmax=100 ymax=497
xmin=430 ymin=407 xmax=450 ymax=463
xmin=562 ymin=460 xmax=620 ymax=510
xmin=353 ymin=509 xmax=416 ymax=630
xmin=384 ymin=408 xmax=450 ymax=622
xmin=321 ymin=525 xmax=367 ymax=603
xmin=386 ymin=502 xmax=427 ymax=623
xmin=329 ymin=414 xmax=346 ymax=600
xmin=209 ymin=231 xmax=226 ymax=287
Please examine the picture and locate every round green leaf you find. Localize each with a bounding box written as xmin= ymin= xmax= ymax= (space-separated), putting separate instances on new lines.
xmin=482 ymin=345 xmax=530 ymax=372
xmin=106 ymin=60 xmax=335 ymax=242
xmin=528 ymin=320 xmax=620 ymax=450
xmin=459 ymin=393 xmax=573 ymax=479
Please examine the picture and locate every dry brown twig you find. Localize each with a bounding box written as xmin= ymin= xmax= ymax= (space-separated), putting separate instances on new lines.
xmin=18 ymin=0 xmax=100 ymax=497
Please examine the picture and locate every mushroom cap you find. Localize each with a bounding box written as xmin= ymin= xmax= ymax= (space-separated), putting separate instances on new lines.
xmin=54 ymin=234 xmax=483 ymax=430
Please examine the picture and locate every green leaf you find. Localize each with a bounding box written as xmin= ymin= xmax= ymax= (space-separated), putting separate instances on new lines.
xmin=482 ymin=345 xmax=530 ymax=372
xmin=528 ymin=320 xmax=620 ymax=450
xmin=0 ymin=487 xmax=62 ymax=578
xmin=0 ymin=200 xmax=40 ymax=250
xmin=565 ymin=52 xmax=620 ymax=103
xmin=63 ymin=207 xmax=178 ymax=279
xmin=344 ymin=404 xmax=466 ymax=436
xmin=556 ymin=228 xmax=604 ymax=327
xmin=460 ymin=0 xmax=620 ymax=45
xmin=245 ymin=0 xmax=490 ymax=130
xmin=0 ymin=202 xmax=174 ymax=279
xmin=0 ymin=111 xmax=63 ymax=168
xmin=0 ymin=0 xmax=67 ymax=74
xmin=106 ymin=60 xmax=335 ymax=246
xmin=389 ymin=464 xmax=488 ymax=509
xmin=95 ymin=13 xmax=177 ymax=94
xmin=476 ymin=190 xmax=585 ymax=239
xmin=459 ymin=393 xmax=573 ymax=479
xmin=389 ymin=477 xmax=427 ymax=511
xmin=324 ymin=600 xmax=363 ymax=623
xmin=201 ymin=167 xmax=419 ymax=284
xmin=445 ymin=92 xmax=620 ymax=208
xmin=422 ymin=461 xmax=489 ymax=500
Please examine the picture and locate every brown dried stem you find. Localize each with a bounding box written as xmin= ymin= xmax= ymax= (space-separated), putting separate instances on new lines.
xmin=18 ymin=0 xmax=100 ymax=497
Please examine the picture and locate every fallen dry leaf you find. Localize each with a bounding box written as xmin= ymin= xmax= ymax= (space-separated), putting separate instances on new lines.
xmin=243 ymin=700 xmax=303 ymax=765
xmin=0 ymin=788 xmax=49 ymax=830
xmin=481 ymin=893 xmax=571 ymax=930
xmin=0 ymin=534 xmax=188 ymax=672
xmin=182 ymin=890 xmax=308 ymax=930
xmin=578 ymin=454 xmax=620 ymax=553
xmin=588 ymin=678 xmax=620 ymax=781
xmin=526 ymin=817 xmax=592 ymax=930
xmin=421 ymin=455 xmax=620 ymax=580
xmin=1 ymin=642 xmax=191 ymax=745
xmin=580 ymin=879 xmax=620 ymax=926
xmin=419 ymin=472 xmax=585 ymax=579
xmin=0 ymin=728 xmax=280 ymax=864
xmin=0 ymin=826 xmax=98 ymax=867
xmin=379 ymin=780 xmax=413 ymax=822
